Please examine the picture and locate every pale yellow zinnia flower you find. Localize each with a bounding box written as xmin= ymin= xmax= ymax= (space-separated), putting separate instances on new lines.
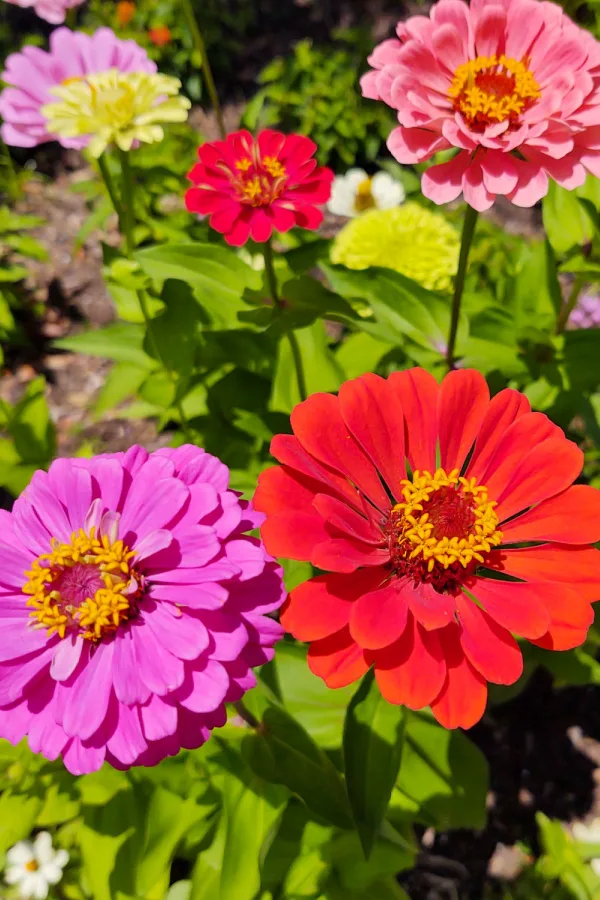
xmin=41 ymin=69 xmax=191 ymax=158
xmin=330 ymin=202 xmax=460 ymax=292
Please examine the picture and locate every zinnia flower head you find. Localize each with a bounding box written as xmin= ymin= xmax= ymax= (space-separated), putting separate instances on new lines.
xmin=116 ymin=0 xmax=135 ymax=26
xmin=328 ymin=168 xmax=405 ymax=217
xmin=362 ymin=0 xmax=600 ymax=211
xmin=0 ymin=446 xmax=284 ymax=774
xmin=5 ymin=832 xmax=68 ymax=900
xmin=41 ymin=69 xmax=190 ymax=158
xmin=3 ymin=0 xmax=83 ymax=25
xmin=254 ymin=369 xmax=600 ymax=730
xmin=0 ymin=28 xmax=156 ymax=150
xmin=330 ymin=202 xmax=459 ymax=292
xmin=569 ymin=290 xmax=600 ymax=329
xmin=149 ymin=25 xmax=172 ymax=47
xmin=185 ymin=129 xmax=335 ymax=247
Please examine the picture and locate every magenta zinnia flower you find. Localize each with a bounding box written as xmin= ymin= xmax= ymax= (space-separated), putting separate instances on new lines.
xmin=361 ymin=0 xmax=600 ymax=211
xmin=0 ymin=446 xmax=285 ymax=774
xmin=3 ymin=0 xmax=84 ymax=25
xmin=0 ymin=27 xmax=156 ymax=149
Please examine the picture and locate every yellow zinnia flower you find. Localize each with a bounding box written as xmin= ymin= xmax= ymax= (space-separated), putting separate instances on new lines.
xmin=41 ymin=69 xmax=191 ymax=158
xmin=330 ymin=202 xmax=460 ymax=292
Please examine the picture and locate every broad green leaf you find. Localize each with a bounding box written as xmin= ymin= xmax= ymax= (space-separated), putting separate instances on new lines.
xmin=271 ymin=320 xmax=345 ymax=413
xmin=275 ymin=642 xmax=356 ymax=749
xmin=55 ymin=323 xmax=155 ymax=369
xmin=136 ymin=243 xmax=261 ymax=327
xmin=246 ymin=707 xmax=353 ymax=829
xmin=166 ymin=883 xmax=191 ymax=900
xmin=343 ymin=672 xmax=406 ymax=857
xmin=531 ymin=645 xmax=600 ymax=685
xmin=35 ymin=773 xmax=80 ymax=826
xmin=336 ymin=332 xmax=393 ymax=379
xmin=7 ymin=376 xmax=55 ymax=465
xmin=543 ymin=180 xmax=593 ymax=254
xmin=325 ymin=824 xmax=415 ymax=892
xmin=150 ymin=279 xmax=199 ymax=376
xmin=0 ymin=791 xmax=43 ymax=853
xmin=391 ymin=710 xmax=488 ymax=831
xmin=94 ymin=362 xmax=148 ymax=417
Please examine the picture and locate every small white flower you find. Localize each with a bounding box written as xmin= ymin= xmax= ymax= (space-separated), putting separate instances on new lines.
xmin=572 ymin=819 xmax=600 ymax=876
xmin=327 ymin=168 xmax=405 ymax=217
xmin=5 ymin=832 xmax=69 ymax=900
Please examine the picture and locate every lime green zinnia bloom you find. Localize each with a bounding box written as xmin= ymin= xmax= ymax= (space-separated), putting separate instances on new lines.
xmin=330 ymin=202 xmax=460 ymax=292
xmin=41 ymin=69 xmax=191 ymax=158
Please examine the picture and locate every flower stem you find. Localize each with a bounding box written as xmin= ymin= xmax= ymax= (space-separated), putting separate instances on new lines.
xmin=110 ymin=149 xmax=193 ymax=442
xmin=97 ymin=154 xmax=124 ymax=230
xmin=446 ymin=204 xmax=479 ymax=371
xmin=181 ymin=0 xmax=226 ymax=140
xmin=233 ymin=699 xmax=260 ymax=729
xmin=263 ymin=239 xmax=308 ymax=403
xmin=555 ymin=273 xmax=585 ymax=335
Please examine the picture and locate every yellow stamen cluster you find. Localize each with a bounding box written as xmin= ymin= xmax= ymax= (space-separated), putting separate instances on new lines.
xmin=394 ymin=468 xmax=502 ymax=571
xmin=263 ymin=156 xmax=286 ymax=178
xmin=41 ymin=69 xmax=191 ymax=158
xmin=354 ymin=177 xmax=376 ymax=213
xmin=23 ymin=528 xmax=140 ymax=642
xmin=449 ymin=55 xmax=541 ymax=126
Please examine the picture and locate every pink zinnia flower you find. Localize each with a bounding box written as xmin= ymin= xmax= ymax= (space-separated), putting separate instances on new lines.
xmin=361 ymin=0 xmax=600 ymax=211
xmin=185 ymin=129 xmax=334 ymax=246
xmin=0 ymin=446 xmax=285 ymax=775
xmin=3 ymin=0 xmax=84 ymax=25
xmin=0 ymin=27 xmax=156 ymax=149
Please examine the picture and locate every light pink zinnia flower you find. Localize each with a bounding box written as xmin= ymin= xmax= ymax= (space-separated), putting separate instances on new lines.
xmin=361 ymin=0 xmax=600 ymax=211
xmin=0 ymin=27 xmax=156 ymax=149
xmin=0 ymin=446 xmax=285 ymax=775
xmin=3 ymin=0 xmax=84 ymax=25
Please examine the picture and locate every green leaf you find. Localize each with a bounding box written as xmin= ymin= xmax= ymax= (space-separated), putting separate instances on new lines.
xmin=343 ymin=672 xmax=406 ymax=857
xmin=6 ymin=376 xmax=55 ymax=465
xmin=135 ymin=243 xmax=261 ymax=328
xmin=166 ymin=883 xmax=191 ymax=900
xmin=391 ymin=711 xmax=488 ymax=831
xmin=336 ymin=332 xmax=393 ymax=379
xmin=275 ymin=643 xmax=356 ymax=749
xmin=271 ymin=320 xmax=345 ymax=413
xmin=325 ymin=823 xmax=415 ymax=892
xmin=55 ymin=323 xmax=155 ymax=369
xmin=79 ymin=782 xmax=142 ymax=900
xmin=543 ymin=180 xmax=594 ymax=254
xmin=94 ymin=362 xmax=148 ymax=417
xmin=245 ymin=707 xmax=353 ymax=829
xmin=0 ymin=791 xmax=43 ymax=853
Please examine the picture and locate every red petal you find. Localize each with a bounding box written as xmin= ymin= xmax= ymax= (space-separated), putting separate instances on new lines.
xmin=313 ymin=494 xmax=383 ymax=545
xmin=338 ymin=374 xmax=407 ymax=501
xmin=349 ymin=580 xmax=409 ymax=650
xmin=260 ymin=512 xmax=329 ymax=561
xmin=488 ymin=545 xmax=600 ymax=603
xmin=291 ymin=393 xmax=390 ymax=510
xmin=471 ymin=411 xmax=559 ymax=491
xmin=405 ymin=580 xmax=456 ymax=631
xmin=307 ymin=627 xmax=369 ymax=688
xmin=501 ymin=485 xmax=600 ymax=545
xmin=456 ymin=594 xmax=523 ymax=685
xmin=280 ymin=572 xmax=371 ymax=641
xmin=531 ymin=585 xmax=594 ymax=651
xmin=438 ymin=369 xmax=489 ymax=472
xmin=430 ymin=625 xmax=488 ymax=729
xmin=311 ymin=537 xmax=390 ymax=573
xmin=374 ymin=615 xmax=446 ymax=709
xmin=269 ymin=434 xmax=360 ymax=509
xmin=468 ymin=577 xmax=550 ymax=639
xmin=466 ymin=391 xmax=531 ymax=481
xmin=388 ymin=368 xmax=439 ymax=472
xmin=494 ymin=437 xmax=583 ymax=522
xmin=254 ymin=465 xmax=319 ymax=517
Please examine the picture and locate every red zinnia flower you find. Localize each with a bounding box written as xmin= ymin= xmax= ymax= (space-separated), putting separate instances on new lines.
xmin=254 ymin=369 xmax=600 ymax=729
xmin=185 ymin=129 xmax=334 ymax=247
xmin=148 ymin=25 xmax=171 ymax=47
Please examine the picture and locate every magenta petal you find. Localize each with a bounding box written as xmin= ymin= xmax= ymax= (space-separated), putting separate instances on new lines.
xmin=140 ymin=694 xmax=178 ymax=741
xmin=62 ymin=642 xmax=114 ymax=740
xmin=133 ymin=529 xmax=174 ymax=563
xmin=50 ymin=634 xmax=84 ymax=682
xmin=62 ymin=736 xmax=106 ymax=776
xmin=112 ymin=628 xmax=151 ymax=705
xmin=178 ymin=659 xmax=229 ymax=713
xmin=107 ymin=702 xmax=148 ymax=765
xmin=143 ymin=601 xmax=210 ymax=661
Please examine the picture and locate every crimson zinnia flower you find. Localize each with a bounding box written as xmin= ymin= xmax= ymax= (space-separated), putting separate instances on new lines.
xmin=185 ymin=129 xmax=334 ymax=246
xmin=361 ymin=0 xmax=600 ymax=210
xmin=254 ymin=369 xmax=600 ymax=729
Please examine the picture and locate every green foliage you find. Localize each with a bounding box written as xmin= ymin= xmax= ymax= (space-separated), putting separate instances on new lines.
xmin=242 ymin=37 xmax=396 ymax=167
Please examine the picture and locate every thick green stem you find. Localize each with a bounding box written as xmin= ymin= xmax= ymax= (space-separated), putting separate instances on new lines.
xmin=264 ymin=239 xmax=308 ymax=403
xmin=233 ymin=699 xmax=260 ymax=729
xmin=97 ymin=154 xmax=124 ymax=230
xmin=181 ymin=0 xmax=226 ymax=139
xmin=446 ymin=204 xmax=479 ymax=371
xmin=110 ymin=149 xmax=193 ymax=441
xmin=555 ymin=273 xmax=585 ymax=335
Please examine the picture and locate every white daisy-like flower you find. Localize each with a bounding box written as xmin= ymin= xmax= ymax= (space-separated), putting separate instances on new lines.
xmin=572 ymin=819 xmax=600 ymax=876
xmin=327 ymin=168 xmax=405 ymax=217
xmin=5 ymin=832 xmax=69 ymax=900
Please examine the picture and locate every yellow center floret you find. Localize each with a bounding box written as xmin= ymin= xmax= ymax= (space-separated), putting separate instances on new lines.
xmin=393 ymin=468 xmax=503 ymax=572
xmin=40 ymin=69 xmax=191 ymax=158
xmin=354 ymin=177 xmax=376 ymax=213
xmin=448 ymin=55 xmax=541 ymax=128
xmin=23 ymin=527 xmax=142 ymax=642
